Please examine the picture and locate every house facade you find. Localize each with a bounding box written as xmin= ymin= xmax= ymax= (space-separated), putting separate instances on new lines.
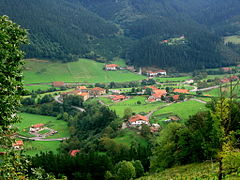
xmin=105 ymin=64 xmax=119 ymax=71
xmin=128 ymin=114 xmax=149 ymax=126
xmin=146 ymin=70 xmax=167 ymax=77
xmin=90 ymin=87 xmax=106 ymax=96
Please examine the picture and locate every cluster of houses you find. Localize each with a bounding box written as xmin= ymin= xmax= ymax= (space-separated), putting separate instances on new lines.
xmin=146 ymin=86 xmax=189 ymax=102
xmin=219 ymin=75 xmax=239 ymax=84
xmin=29 ymin=123 xmax=57 ymax=137
xmin=61 ymin=86 xmax=107 ymax=101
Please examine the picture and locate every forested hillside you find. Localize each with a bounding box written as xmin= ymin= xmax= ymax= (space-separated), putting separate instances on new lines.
xmin=1 ymin=0 xmax=240 ymax=71
xmin=0 ymin=0 xmax=122 ymax=61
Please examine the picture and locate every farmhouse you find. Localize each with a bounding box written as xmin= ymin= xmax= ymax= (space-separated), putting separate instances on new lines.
xmin=128 ymin=114 xmax=149 ymax=126
xmin=222 ymin=67 xmax=233 ymax=72
xmin=172 ymin=95 xmax=180 ymax=101
xmin=146 ymin=70 xmax=167 ymax=77
xmin=173 ymin=89 xmax=189 ymax=94
xmin=52 ymin=81 xmax=65 ymax=87
xmin=30 ymin=124 xmax=45 ymax=132
xmin=61 ymin=90 xmax=90 ymax=101
xmin=105 ymin=64 xmax=119 ymax=71
xmin=13 ymin=140 xmax=24 ymax=150
xmin=70 ymin=149 xmax=80 ymax=157
xmin=111 ymin=95 xmax=127 ymax=102
xmin=78 ymin=92 xmax=90 ymax=101
xmin=90 ymin=87 xmax=106 ymax=96
xmin=76 ymin=86 xmax=88 ymax=92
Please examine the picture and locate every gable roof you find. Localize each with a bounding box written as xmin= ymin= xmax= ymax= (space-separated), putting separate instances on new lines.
xmin=129 ymin=114 xmax=149 ymax=123
xmin=173 ymin=89 xmax=189 ymax=94
xmin=32 ymin=124 xmax=45 ymax=128
xmin=92 ymin=87 xmax=105 ymax=91
xmin=105 ymin=64 xmax=119 ymax=68
xmin=70 ymin=150 xmax=80 ymax=157
xmin=13 ymin=140 xmax=24 ymax=147
xmin=77 ymin=86 xmax=87 ymax=90
xmin=79 ymin=92 xmax=89 ymax=97
xmin=172 ymin=95 xmax=180 ymax=100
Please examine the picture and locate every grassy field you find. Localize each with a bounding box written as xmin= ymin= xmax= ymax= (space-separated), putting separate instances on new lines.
xmin=17 ymin=113 xmax=70 ymax=139
xmin=24 ymin=85 xmax=53 ymax=91
xmin=152 ymin=100 xmax=207 ymax=122
xmin=109 ymin=96 xmax=166 ymax=117
xmin=224 ymin=35 xmax=240 ymax=44
xmin=138 ymin=162 xmax=219 ymax=180
xmin=204 ymin=85 xmax=240 ymax=97
xmin=155 ymin=76 xmax=192 ymax=82
xmin=113 ymin=129 xmax=148 ymax=147
xmin=23 ymin=58 xmax=145 ymax=84
xmin=23 ymin=141 xmax=61 ymax=156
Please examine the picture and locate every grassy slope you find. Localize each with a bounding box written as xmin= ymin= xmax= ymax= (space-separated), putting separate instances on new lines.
xmin=17 ymin=113 xmax=70 ymax=139
xmin=138 ymin=162 xmax=219 ymax=180
xmin=224 ymin=35 xmax=240 ymax=44
xmin=23 ymin=141 xmax=61 ymax=156
xmin=109 ymin=96 xmax=166 ymax=117
xmin=155 ymin=76 xmax=192 ymax=82
xmin=24 ymin=84 xmax=53 ymax=91
xmin=23 ymin=59 xmax=145 ymax=84
xmin=153 ymin=100 xmax=207 ymax=121
xmin=113 ymin=129 xmax=148 ymax=147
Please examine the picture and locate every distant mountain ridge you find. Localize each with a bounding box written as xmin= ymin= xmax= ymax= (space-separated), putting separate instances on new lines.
xmin=1 ymin=0 xmax=240 ymax=71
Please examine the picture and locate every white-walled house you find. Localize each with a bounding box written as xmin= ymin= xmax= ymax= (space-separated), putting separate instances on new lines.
xmin=128 ymin=114 xmax=149 ymax=126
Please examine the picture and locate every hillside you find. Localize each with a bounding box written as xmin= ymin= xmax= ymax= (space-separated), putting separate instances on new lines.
xmin=0 ymin=0 xmax=122 ymax=61
xmin=23 ymin=59 xmax=145 ymax=84
xmin=1 ymin=0 xmax=240 ymax=71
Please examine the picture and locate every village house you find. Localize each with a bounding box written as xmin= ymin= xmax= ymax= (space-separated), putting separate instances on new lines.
xmin=146 ymin=70 xmax=167 ymax=77
xmin=164 ymin=115 xmax=180 ymax=123
xmin=30 ymin=124 xmax=45 ymax=132
xmin=110 ymin=95 xmax=127 ymax=102
xmin=150 ymin=123 xmax=161 ymax=132
xmin=184 ymin=79 xmax=194 ymax=84
xmin=105 ymin=64 xmax=119 ymax=71
xmin=13 ymin=140 xmax=24 ymax=150
xmin=76 ymin=86 xmax=88 ymax=92
xmin=61 ymin=89 xmax=90 ymax=101
xmin=128 ymin=114 xmax=150 ymax=126
xmin=52 ymin=81 xmax=65 ymax=87
xmin=172 ymin=94 xmax=180 ymax=101
xmin=69 ymin=149 xmax=80 ymax=157
xmin=90 ymin=87 xmax=106 ymax=96
xmin=173 ymin=89 xmax=189 ymax=94
xmin=222 ymin=67 xmax=233 ymax=72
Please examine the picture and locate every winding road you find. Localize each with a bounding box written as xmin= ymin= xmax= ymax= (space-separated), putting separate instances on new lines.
xmin=54 ymin=95 xmax=85 ymax=112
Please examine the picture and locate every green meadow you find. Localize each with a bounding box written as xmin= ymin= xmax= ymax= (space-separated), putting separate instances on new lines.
xmin=110 ymin=96 xmax=166 ymax=117
xmin=153 ymin=100 xmax=207 ymax=121
xmin=23 ymin=141 xmax=61 ymax=156
xmin=224 ymin=35 xmax=240 ymax=44
xmin=24 ymin=84 xmax=53 ymax=91
xmin=113 ymin=129 xmax=148 ymax=147
xmin=23 ymin=58 xmax=145 ymax=84
xmin=17 ymin=113 xmax=70 ymax=139
xmin=155 ymin=76 xmax=191 ymax=82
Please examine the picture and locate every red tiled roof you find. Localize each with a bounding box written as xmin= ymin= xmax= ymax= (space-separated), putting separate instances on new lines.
xmin=144 ymin=86 xmax=159 ymax=90
xmin=153 ymin=89 xmax=167 ymax=94
xmin=92 ymin=87 xmax=105 ymax=91
xmin=106 ymin=64 xmax=119 ymax=68
xmin=70 ymin=150 xmax=80 ymax=157
xmin=77 ymin=86 xmax=87 ymax=90
xmin=32 ymin=124 xmax=45 ymax=128
xmin=13 ymin=140 xmax=24 ymax=146
xmin=129 ymin=114 xmax=149 ymax=123
xmin=79 ymin=92 xmax=89 ymax=97
xmin=52 ymin=81 xmax=64 ymax=87
xmin=111 ymin=95 xmax=126 ymax=101
xmin=148 ymin=98 xmax=156 ymax=102
xmin=222 ymin=67 xmax=232 ymax=71
xmin=172 ymin=95 xmax=179 ymax=100
xmin=173 ymin=89 xmax=189 ymax=94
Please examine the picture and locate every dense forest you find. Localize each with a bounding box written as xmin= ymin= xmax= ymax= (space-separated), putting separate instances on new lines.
xmin=1 ymin=0 xmax=240 ymax=70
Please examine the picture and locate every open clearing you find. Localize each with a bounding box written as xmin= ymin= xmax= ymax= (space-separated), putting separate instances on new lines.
xmin=23 ymin=141 xmax=61 ymax=156
xmin=224 ymin=35 xmax=240 ymax=44
xmin=23 ymin=58 xmax=145 ymax=84
xmin=153 ymin=100 xmax=207 ymax=121
xmin=17 ymin=113 xmax=70 ymax=139
xmin=109 ymin=96 xmax=166 ymax=117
